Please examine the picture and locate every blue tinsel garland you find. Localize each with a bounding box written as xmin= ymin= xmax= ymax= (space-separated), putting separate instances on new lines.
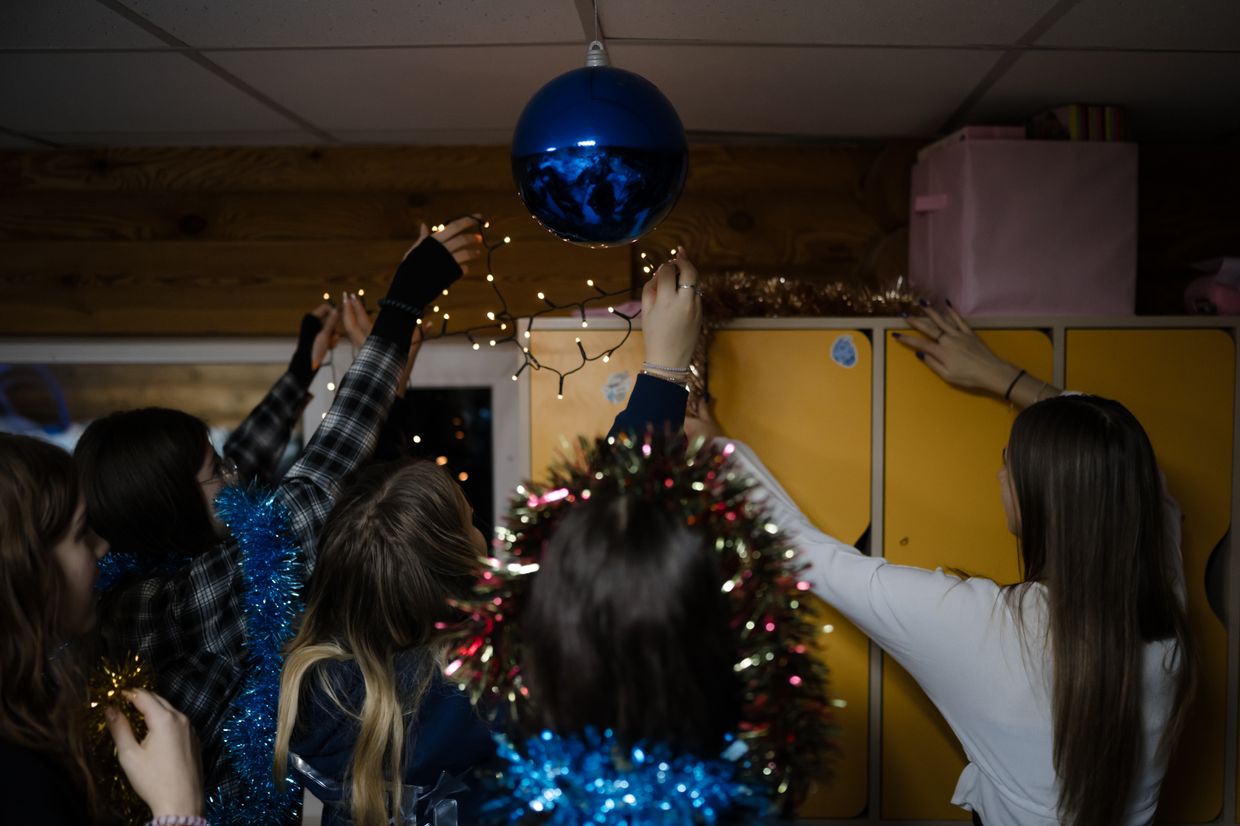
xmin=484 ymin=728 xmax=768 ymax=825
xmin=206 ymin=485 xmax=304 ymax=826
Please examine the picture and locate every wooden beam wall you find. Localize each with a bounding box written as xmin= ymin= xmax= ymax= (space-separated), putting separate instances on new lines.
xmin=0 ymin=144 xmax=917 ymax=336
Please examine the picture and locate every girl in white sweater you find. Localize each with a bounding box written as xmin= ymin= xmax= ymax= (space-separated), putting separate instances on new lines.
xmin=691 ymin=304 xmax=1195 ymax=825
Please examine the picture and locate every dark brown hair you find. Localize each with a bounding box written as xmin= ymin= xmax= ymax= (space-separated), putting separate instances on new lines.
xmin=1007 ymin=395 xmax=1196 ymax=826
xmin=0 ymin=434 xmax=100 ymax=817
xmin=275 ymin=460 xmax=482 ymax=826
xmin=520 ymin=490 xmax=742 ymax=757
xmin=75 ymin=407 xmax=216 ymax=559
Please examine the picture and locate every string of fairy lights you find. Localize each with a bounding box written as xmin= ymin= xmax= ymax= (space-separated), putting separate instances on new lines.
xmin=320 ymin=215 xmax=674 ymax=402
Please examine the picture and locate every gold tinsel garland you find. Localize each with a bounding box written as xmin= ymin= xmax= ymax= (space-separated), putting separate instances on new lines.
xmin=687 ymin=271 xmax=923 ymax=411
xmin=86 ymin=653 xmax=155 ymax=825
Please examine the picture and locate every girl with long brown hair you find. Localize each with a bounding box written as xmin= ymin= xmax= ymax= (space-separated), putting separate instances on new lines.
xmin=690 ymin=304 xmax=1195 ymax=825
xmin=0 ymin=433 xmax=204 ymax=824
xmin=273 ymin=460 xmax=491 ymax=826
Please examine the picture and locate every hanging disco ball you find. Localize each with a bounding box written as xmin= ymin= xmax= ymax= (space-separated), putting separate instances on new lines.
xmin=511 ymin=41 xmax=688 ymax=249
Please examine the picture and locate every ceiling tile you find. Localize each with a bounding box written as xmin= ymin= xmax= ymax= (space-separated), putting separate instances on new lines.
xmin=0 ymin=0 xmax=165 ymax=50
xmin=36 ymin=130 xmax=324 ymax=146
xmin=966 ymin=50 xmax=1240 ymax=140
xmin=608 ymin=44 xmax=1002 ymax=137
xmin=1037 ymin=0 xmax=1240 ymax=50
xmin=125 ymin=0 xmax=583 ymax=48
xmin=602 ymin=0 xmax=1058 ymax=46
xmin=0 ymin=53 xmax=301 ymax=133
xmin=212 ymin=45 xmax=583 ymax=131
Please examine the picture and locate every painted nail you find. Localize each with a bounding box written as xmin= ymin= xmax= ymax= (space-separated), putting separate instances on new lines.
xmin=945 ymin=298 xmax=954 ymax=307
xmin=915 ymin=351 xmax=925 ymax=361
xmin=892 ymin=331 xmax=902 ymax=338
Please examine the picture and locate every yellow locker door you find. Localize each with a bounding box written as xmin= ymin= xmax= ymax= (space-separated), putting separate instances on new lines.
xmin=883 ymin=329 xmax=1053 ymax=819
xmin=1066 ymin=328 xmax=1235 ymax=823
xmin=529 ymin=329 xmax=647 ymax=480
xmin=710 ymin=329 xmax=873 ymax=818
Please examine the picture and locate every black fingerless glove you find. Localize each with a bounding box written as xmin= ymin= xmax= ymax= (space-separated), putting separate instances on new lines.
xmin=288 ymin=313 xmax=323 ymax=387
xmin=371 ymin=237 xmax=463 ymax=345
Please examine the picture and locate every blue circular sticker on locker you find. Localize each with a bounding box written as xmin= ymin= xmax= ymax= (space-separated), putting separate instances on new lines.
xmin=831 ymin=334 xmax=858 ymax=368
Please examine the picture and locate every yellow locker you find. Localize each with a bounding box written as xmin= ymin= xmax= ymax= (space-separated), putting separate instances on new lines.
xmin=882 ymin=329 xmax=1053 ymax=819
xmin=529 ymin=328 xmax=874 ymax=817
xmin=1065 ymin=329 xmax=1235 ymax=823
xmin=529 ymin=329 xmax=647 ymax=480
xmin=710 ymin=330 xmax=872 ymax=818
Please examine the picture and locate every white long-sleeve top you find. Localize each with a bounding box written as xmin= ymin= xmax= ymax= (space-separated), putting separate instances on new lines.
xmin=720 ymin=439 xmax=1184 ymax=825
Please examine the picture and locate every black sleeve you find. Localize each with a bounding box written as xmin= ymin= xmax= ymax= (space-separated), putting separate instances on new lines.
xmin=606 ymin=373 xmax=689 ymax=440
xmin=371 ymin=238 xmax=463 ymax=346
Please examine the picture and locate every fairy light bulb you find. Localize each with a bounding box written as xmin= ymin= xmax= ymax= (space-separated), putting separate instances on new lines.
xmin=322 ymin=292 xmax=330 ymax=300
xmin=537 ymin=292 xmax=545 ymax=300
xmin=486 ymin=273 xmax=494 ymax=282
xmin=586 ymin=279 xmax=594 ymax=287
xmin=357 ymin=288 xmax=365 ymax=296
xmin=326 ymin=382 xmax=336 ymax=391
xmin=487 ymin=311 xmax=496 ymax=321
xmin=473 ymin=342 xmax=481 ymax=351
xmin=503 ymin=236 xmax=512 ymax=244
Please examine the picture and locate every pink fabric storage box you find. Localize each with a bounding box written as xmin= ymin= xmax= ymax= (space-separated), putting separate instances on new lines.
xmin=909 ymin=140 xmax=1137 ymax=316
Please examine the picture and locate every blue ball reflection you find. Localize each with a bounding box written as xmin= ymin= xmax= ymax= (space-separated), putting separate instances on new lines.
xmin=512 ymin=65 xmax=688 ymax=248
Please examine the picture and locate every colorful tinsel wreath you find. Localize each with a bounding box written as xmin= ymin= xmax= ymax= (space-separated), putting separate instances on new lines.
xmin=443 ymin=432 xmax=838 ymax=813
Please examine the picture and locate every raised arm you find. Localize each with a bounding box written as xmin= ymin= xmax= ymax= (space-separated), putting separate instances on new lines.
xmin=607 ymin=248 xmax=702 ymax=440
xmin=277 ymin=218 xmax=483 ymax=569
xmin=223 ymin=303 xmax=340 ymax=484
xmin=893 ymin=301 xmax=1063 ymax=407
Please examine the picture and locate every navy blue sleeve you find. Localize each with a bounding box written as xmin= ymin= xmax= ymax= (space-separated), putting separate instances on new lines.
xmin=606 ymin=373 xmax=688 ymax=440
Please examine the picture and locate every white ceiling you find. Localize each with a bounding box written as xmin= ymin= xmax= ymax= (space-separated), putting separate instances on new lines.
xmin=1 ymin=0 xmax=1237 ymax=148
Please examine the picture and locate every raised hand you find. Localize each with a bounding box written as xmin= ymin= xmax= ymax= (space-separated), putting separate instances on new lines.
xmin=893 ymin=302 xmax=1060 ymax=407
xmin=308 ymin=302 xmax=340 ymax=371
xmin=641 ymin=247 xmax=702 ymax=374
xmin=407 ymin=216 xmax=485 ymax=275
xmin=105 ymin=688 xmax=203 ymax=819
xmin=340 ymin=292 xmax=373 ymax=351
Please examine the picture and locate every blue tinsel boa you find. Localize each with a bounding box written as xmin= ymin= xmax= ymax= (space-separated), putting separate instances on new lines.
xmin=207 ymin=484 xmax=304 ymax=825
xmin=484 ymin=728 xmax=769 ymax=825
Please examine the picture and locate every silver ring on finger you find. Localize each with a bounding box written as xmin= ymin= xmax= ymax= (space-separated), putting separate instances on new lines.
xmin=677 ymin=283 xmax=703 ymax=297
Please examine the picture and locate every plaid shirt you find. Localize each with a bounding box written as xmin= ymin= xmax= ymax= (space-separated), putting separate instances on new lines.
xmin=99 ymin=338 xmax=404 ymax=803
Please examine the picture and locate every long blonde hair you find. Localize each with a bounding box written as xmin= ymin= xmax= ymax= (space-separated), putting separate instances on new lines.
xmin=274 ymin=461 xmax=482 ymax=826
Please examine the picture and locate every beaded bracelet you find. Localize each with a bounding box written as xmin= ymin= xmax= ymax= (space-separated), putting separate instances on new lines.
xmin=641 ymin=369 xmax=690 ymax=391
xmin=377 ymin=297 xmax=422 ymax=317
xmin=642 ymin=361 xmax=691 ymax=374
xmin=147 ymin=816 xmax=210 ymax=826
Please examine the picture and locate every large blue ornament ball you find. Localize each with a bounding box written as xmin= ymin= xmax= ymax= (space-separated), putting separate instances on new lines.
xmin=512 ymin=64 xmax=688 ymax=248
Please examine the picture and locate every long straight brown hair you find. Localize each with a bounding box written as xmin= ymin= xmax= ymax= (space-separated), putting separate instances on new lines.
xmin=1006 ymin=395 xmax=1196 ymax=826
xmin=0 ymin=434 xmax=100 ymax=818
xmin=274 ymin=460 xmax=482 ymax=826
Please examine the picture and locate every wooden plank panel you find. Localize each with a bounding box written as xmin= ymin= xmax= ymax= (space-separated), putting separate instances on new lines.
xmin=1065 ymin=329 xmax=1235 ymax=823
xmin=708 ymin=329 xmax=872 ymax=818
xmin=882 ymin=329 xmax=1053 ymax=820
xmin=0 ymin=145 xmax=917 ymax=195
xmin=2 ymin=363 xmax=286 ymax=427
xmin=0 ymin=240 xmax=631 ymax=335
xmin=0 ymin=192 xmax=891 ymax=277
